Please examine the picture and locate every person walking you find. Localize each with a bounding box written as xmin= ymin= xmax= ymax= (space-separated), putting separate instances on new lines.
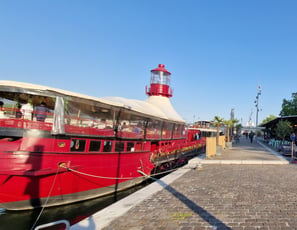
xmin=290 ymin=132 xmax=296 ymax=160
xmin=249 ymin=131 xmax=254 ymax=143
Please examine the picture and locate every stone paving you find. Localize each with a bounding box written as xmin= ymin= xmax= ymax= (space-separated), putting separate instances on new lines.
xmin=104 ymin=164 xmax=297 ymax=230
xmin=74 ymin=138 xmax=297 ymax=230
xmin=199 ymin=137 xmax=288 ymax=164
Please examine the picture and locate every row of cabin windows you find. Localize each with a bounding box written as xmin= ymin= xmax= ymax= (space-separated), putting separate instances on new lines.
xmin=0 ymin=92 xmax=186 ymax=138
xmin=70 ymin=139 xmax=142 ymax=153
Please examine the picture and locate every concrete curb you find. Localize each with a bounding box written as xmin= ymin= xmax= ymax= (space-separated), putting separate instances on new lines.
xmin=189 ymin=158 xmax=289 ymax=165
xmin=70 ymin=168 xmax=191 ymax=230
xmin=257 ymin=141 xmax=289 ymax=162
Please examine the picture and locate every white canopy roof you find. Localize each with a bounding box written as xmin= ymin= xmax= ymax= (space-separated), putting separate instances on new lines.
xmin=103 ymin=96 xmax=185 ymax=122
xmin=0 ymin=80 xmax=185 ymax=123
xmin=188 ymin=127 xmax=217 ymax=132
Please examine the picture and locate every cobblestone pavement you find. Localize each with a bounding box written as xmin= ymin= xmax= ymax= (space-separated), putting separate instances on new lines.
xmin=101 ymin=139 xmax=297 ymax=230
xmin=104 ymin=164 xmax=297 ymax=230
xmin=206 ymin=137 xmax=287 ymax=162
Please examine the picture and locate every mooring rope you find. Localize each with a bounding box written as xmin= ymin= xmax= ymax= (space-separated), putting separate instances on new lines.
xmin=144 ymin=167 xmax=179 ymax=177
xmin=29 ymin=162 xmax=195 ymax=229
xmin=60 ymin=165 xmax=181 ymax=180
xmin=60 ymin=165 xmax=137 ymax=180
xmin=30 ymin=167 xmax=60 ymax=230
xmin=137 ymin=170 xmax=158 ymax=181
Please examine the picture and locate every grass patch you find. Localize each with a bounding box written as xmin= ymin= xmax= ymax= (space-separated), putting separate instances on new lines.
xmin=171 ymin=212 xmax=193 ymax=221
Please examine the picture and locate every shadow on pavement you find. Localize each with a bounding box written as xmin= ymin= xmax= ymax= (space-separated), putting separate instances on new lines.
xmin=156 ymin=178 xmax=231 ymax=229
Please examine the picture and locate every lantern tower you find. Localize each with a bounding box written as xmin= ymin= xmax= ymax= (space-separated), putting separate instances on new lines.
xmin=145 ymin=64 xmax=173 ymax=98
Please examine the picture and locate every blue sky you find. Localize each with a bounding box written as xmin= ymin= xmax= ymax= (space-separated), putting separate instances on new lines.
xmin=1 ymin=0 xmax=297 ymax=125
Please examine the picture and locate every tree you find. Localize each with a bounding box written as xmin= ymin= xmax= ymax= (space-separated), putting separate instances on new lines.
xmin=235 ymin=123 xmax=242 ymax=136
xmin=224 ymin=120 xmax=232 ymax=142
xmin=230 ymin=118 xmax=239 ymax=140
xmin=275 ymin=120 xmax=292 ymax=142
xmin=260 ymin=115 xmax=277 ymax=125
xmin=280 ymin=93 xmax=297 ymax=116
xmin=211 ymin=116 xmax=225 ymax=146
xmin=224 ymin=119 xmax=239 ymax=142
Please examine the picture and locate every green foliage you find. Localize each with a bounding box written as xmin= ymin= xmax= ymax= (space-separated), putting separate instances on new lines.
xmin=224 ymin=119 xmax=239 ymax=142
xmin=171 ymin=212 xmax=193 ymax=221
xmin=280 ymin=93 xmax=297 ymax=116
xmin=211 ymin=116 xmax=225 ymax=146
xmin=211 ymin=116 xmax=225 ymax=126
xmin=230 ymin=118 xmax=239 ymax=127
xmin=235 ymin=123 xmax=242 ymax=133
xmin=260 ymin=115 xmax=277 ymax=125
xmin=275 ymin=120 xmax=292 ymax=141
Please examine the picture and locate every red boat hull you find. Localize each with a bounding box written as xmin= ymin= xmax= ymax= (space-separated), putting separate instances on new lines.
xmin=0 ymin=137 xmax=154 ymax=210
xmin=0 ymin=73 xmax=208 ymax=211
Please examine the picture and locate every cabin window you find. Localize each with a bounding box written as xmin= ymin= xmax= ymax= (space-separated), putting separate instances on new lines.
xmin=146 ymin=120 xmax=162 ymax=139
xmin=0 ymin=92 xmax=55 ymax=122
xmin=195 ymin=132 xmax=200 ymax=140
xmin=173 ymin=124 xmax=183 ymax=138
xmin=103 ymin=141 xmax=113 ymax=152
xmin=127 ymin=142 xmax=135 ymax=152
xmin=117 ymin=111 xmax=145 ymax=138
xmin=89 ymin=140 xmax=101 ymax=152
xmin=64 ymin=100 xmax=117 ymax=134
xmin=181 ymin=125 xmax=187 ymax=137
xmin=70 ymin=139 xmax=86 ymax=152
xmin=115 ymin=141 xmax=125 ymax=152
xmin=162 ymin=122 xmax=173 ymax=139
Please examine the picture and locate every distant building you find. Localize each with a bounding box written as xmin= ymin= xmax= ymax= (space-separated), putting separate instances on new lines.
xmin=230 ymin=108 xmax=234 ymax=120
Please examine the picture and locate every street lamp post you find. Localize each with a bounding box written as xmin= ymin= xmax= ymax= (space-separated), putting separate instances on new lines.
xmin=254 ymin=85 xmax=262 ymax=138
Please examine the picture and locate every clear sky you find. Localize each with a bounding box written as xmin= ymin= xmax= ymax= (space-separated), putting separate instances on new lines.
xmin=1 ymin=0 xmax=297 ymax=125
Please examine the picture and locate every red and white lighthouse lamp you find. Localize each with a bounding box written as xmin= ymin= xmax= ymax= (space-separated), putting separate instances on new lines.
xmin=146 ymin=64 xmax=173 ymax=98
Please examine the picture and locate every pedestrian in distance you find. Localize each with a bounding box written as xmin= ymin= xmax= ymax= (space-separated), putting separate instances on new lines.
xmin=290 ymin=132 xmax=296 ymax=143
xmin=290 ymin=132 xmax=296 ymax=160
xmin=249 ymin=131 xmax=254 ymax=143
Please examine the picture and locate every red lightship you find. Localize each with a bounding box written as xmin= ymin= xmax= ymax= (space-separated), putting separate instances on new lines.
xmin=0 ymin=64 xmax=204 ymax=210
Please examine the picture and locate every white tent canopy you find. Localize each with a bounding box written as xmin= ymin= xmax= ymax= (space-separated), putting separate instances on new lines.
xmin=0 ymin=80 xmax=185 ymax=123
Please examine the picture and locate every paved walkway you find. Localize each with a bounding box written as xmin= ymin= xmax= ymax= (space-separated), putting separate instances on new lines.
xmin=194 ymin=137 xmax=288 ymax=165
xmin=71 ymin=138 xmax=297 ymax=230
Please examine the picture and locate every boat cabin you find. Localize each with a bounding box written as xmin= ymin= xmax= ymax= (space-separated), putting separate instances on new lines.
xmin=0 ymin=81 xmax=186 ymax=142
